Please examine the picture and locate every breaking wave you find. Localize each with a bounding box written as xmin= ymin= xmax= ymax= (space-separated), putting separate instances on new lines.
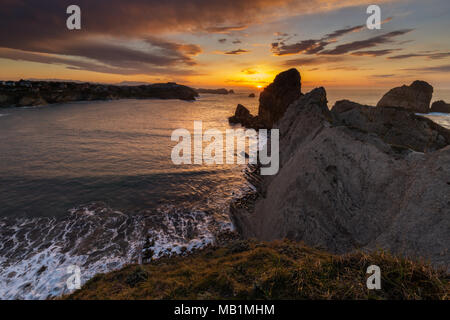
xmin=0 ymin=181 xmax=254 ymax=300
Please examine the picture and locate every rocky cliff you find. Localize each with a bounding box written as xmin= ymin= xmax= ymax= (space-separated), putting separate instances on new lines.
xmin=376 ymin=80 xmax=434 ymax=113
xmin=0 ymin=81 xmax=199 ymax=108
xmin=231 ymin=70 xmax=450 ymax=269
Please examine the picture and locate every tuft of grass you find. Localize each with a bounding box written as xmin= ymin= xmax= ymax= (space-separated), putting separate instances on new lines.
xmin=64 ymin=240 xmax=449 ymax=300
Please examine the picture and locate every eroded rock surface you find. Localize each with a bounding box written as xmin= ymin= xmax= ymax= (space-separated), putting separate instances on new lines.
xmin=258 ymin=68 xmax=302 ymax=128
xmin=231 ymin=75 xmax=450 ymax=269
xmin=376 ymin=80 xmax=433 ymax=113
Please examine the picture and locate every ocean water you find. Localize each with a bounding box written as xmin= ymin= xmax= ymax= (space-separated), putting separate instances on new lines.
xmin=0 ymin=89 xmax=449 ymax=299
xmin=0 ymin=93 xmax=259 ymax=299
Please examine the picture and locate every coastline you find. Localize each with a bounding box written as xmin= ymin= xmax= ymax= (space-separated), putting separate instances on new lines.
xmin=0 ymin=80 xmax=199 ymax=108
xmin=64 ymin=68 xmax=449 ymax=300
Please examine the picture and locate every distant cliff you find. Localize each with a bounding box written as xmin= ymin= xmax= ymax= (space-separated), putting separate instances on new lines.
xmin=0 ymin=80 xmax=199 ymax=108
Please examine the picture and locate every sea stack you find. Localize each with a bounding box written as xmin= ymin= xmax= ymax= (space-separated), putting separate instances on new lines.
xmin=431 ymin=100 xmax=450 ymax=113
xmin=258 ymin=68 xmax=302 ymax=128
xmin=228 ymin=104 xmax=260 ymax=128
xmin=376 ymin=80 xmax=433 ymax=113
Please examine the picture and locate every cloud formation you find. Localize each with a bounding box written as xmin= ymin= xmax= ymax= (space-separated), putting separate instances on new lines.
xmin=388 ymin=52 xmax=450 ymax=60
xmin=401 ymin=64 xmax=450 ymax=73
xmin=272 ymin=18 xmax=400 ymax=57
xmin=225 ymin=49 xmax=250 ymax=55
xmin=0 ymin=0 xmax=416 ymax=78
xmin=351 ymin=49 xmax=399 ymax=57
xmin=320 ymin=29 xmax=413 ymax=55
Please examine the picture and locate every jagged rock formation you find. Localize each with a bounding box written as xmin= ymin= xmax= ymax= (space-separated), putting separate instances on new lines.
xmin=0 ymin=81 xmax=198 ymax=108
xmin=376 ymin=80 xmax=433 ymax=113
xmin=431 ymin=100 xmax=450 ymax=113
xmin=228 ymin=104 xmax=261 ymax=129
xmin=332 ymin=100 xmax=450 ymax=152
xmin=258 ymin=68 xmax=302 ymax=128
xmin=231 ymin=70 xmax=450 ymax=269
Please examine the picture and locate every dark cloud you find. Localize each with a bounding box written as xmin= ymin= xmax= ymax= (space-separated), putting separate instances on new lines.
xmin=351 ymin=49 xmax=399 ymax=57
xmin=218 ymin=38 xmax=227 ymax=43
xmin=323 ymin=25 xmax=365 ymax=40
xmin=272 ymin=39 xmax=323 ymax=55
xmin=0 ymin=0 xmax=301 ymax=76
xmin=232 ymin=40 xmax=242 ymax=44
xmin=388 ymin=52 xmax=450 ymax=60
xmin=0 ymin=48 xmax=199 ymax=76
xmin=320 ymin=29 xmax=413 ymax=55
xmin=272 ymin=22 xmax=388 ymax=56
xmin=401 ymin=64 xmax=450 ymax=73
xmin=370 ymin=74 xmax=395 ymax=78
xmin=0 ymin=1 xmax=404 ymax=77
xmin=224 ymin=49 xmax=250 ymax=55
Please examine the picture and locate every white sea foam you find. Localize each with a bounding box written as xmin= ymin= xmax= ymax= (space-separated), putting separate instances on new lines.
xmin=0 ymin=180 xmax=253 ymax=300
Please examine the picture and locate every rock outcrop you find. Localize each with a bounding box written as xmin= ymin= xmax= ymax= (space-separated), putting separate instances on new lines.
xmin=0 ymin=81 xmax=198 ymax=108
xmin=258 ymin=68 xmax=302 ymax=128
xmin=431 ymin=100 xmax=450 ymax=113
xmin=377 ymin=80 xmax=433 ymax=113
xmin=332 ymin=100 xmax=450 ymax=152
xmin=228 ymin=104 xmax=261 ymax=129
xmin=231 ymin=70 xmax=450 ymax=269
xmin=248 ymin=93 xmax=256 ymax=98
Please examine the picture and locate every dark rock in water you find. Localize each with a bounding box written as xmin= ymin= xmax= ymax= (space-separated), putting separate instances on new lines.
xmin=231 ymin=84 xmax=450 ymax=269
xmin=258 ymin=68 xmax=302 ymax=128
xmin=431 ymin=100 xmax=450 ymax=113
xmin=248 ymin=93 xmax=256 ymax=98
xmin=332 ymin=100 xmax=450 ymax=152
xmin=229 ymin=89 xmax=235 ymax=94
xmin=228 ymin=104 xmax=261 ymax=128
xmin=377 ymin=80 xmax=433 ymax=113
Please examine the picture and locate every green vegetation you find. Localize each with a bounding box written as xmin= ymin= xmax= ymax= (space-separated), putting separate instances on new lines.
xmin=65 ymin=240 xmax=449 ymax=300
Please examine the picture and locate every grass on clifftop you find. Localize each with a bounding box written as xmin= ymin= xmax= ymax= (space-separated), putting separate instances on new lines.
xmin=65 ymin=240 xmax=449 ymax=300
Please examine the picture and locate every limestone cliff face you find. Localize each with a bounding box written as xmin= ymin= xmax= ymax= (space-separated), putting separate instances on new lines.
xmin=231 ymin=71 xmax=450 ymax=269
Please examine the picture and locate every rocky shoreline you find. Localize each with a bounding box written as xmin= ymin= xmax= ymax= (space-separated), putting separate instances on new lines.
xmin=62 ymin=69 xmax=449 ymax=299
xmin=229 ymin=68 xmax=450 ymax=270
xmin=0 ymin=80 xmax=199 ymax=108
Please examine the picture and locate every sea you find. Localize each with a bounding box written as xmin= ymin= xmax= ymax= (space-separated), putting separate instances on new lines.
xmin=0 ymin=89 xmax=449 ymax=299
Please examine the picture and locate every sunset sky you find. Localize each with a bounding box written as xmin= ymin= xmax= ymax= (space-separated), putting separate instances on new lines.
xmin=1 ymin=0 xmax=449 ymax=89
